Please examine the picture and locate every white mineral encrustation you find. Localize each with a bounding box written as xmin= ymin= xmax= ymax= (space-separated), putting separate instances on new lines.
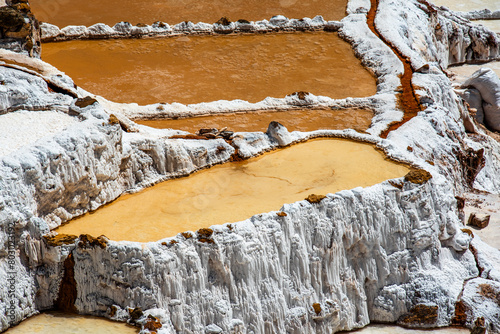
xmin=1 ymin=0 xmax=500 ymax=333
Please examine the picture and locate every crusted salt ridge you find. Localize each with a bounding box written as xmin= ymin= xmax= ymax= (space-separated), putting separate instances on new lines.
xmin=376 ymin=0 xmax=500 ymax=70
xmin=40 ymin=15 xmax=342 ymax=42
xmin=45 ymin=179 xmax=477 ymax=333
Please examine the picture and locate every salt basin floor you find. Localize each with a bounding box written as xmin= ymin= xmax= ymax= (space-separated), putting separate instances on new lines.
xmin=55 ymin=138 xmax=409 ymax=242
xmin=0 ymin=111 xmax=76 ymax=157
xmin=448 ymin=60 xmax=500 ymax=82
xmin=137 ymin=108 xmax=373 ymax=133
xmin=41 ymin=32 xmax=377 ymax=106
xmin=464 ymin=192 xmax=500 ymax=249
xmin=29 ymin=0 xmax=347 ymax=28
xmin=4 ymin=312 xmax=138 ymax=334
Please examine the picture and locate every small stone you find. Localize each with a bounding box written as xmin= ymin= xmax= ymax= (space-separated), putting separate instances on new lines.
xmin=306 ymin=194 xmax=326 ymax=204
xmin=75 ymin=96 xmax=98 ymax=108
xmin=467 ymin=213 xmax=490 ymax=229
xmin=404 ymin=169 xmax=432 ymax=184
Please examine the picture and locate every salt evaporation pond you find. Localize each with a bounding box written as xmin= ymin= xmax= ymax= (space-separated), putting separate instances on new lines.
xmin=137 ymin=108 xmax=374 ymax=133
xmin=30 ymin=0 xmax=347 ymax=28
xmin=342 ymin=324 xmax=469 ymax=334
xmin=431 ymin=0 xmax=500 ymax=32
xmin=55 ymin=139 xmax=409 ymax=242
xmin=5 ymin=312 xmax=138 ymax=334
xmin=448 ymin=60 xmax=500 ymax=82
xmin=430 ymin=0 xmax=500 ymax=12
xmin=42 ymin=32 xmax=377 ymax=106
xmin=475 ymin=20 xmax=500 ymax=32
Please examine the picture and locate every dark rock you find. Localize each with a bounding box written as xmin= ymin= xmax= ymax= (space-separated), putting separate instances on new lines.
xmin=216 ymin=17 xmax=231 ymax=26
xmin=129 ymin=307 xmax=143 ymax=321
xmin=467 ymin=213 xmax=490 ymax=229
xmin=75 ymin=96 xmax=98 ymax=108
xmin=404 ymin=169 xmax=432 ymax=184
xmin=306 ymin=194 xmax=326 ymax=204
xmin=219 ymin=130 xmax=234 ymax=139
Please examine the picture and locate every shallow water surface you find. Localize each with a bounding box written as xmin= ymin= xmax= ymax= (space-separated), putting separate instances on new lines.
xmin=5 ymin=312 xmax=138 ymax=334
xmin=55 ymin=139 xmax=409 ymax=242
xmin=42 ymin=32 xmax=377 ymax=106
xmin=30 ymin=0 xmax=347 ymax=28
xmin=430 ymin=0 xmax=499 ymax=12
xmin=448 ymin=60 xmax=500 ymax=82
xmin=475 ymin=19 xmax=500 ymax=32
xmin=137 ymin=108 xmax=373 ymax=133
xmin=343 ymin=324 xmax=469 ymax=334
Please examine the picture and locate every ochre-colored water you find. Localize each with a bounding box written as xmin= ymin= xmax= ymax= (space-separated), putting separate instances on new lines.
xmin=5 ymin=312 xmax=138 ymax=334
xmin=55 ymin=139 xmax=409 ymax=242
xmin=136 ymin=108 xmax=374 ymax=133
xmin=42 ymin=32 xmax=377 ymax=106
xmin=30 ymin=0 xmax=347 ymax=28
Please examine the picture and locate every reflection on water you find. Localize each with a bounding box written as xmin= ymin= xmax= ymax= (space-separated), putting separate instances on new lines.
xmin=42 ymin=32 xmax=377 ymax=106
xmin=137 ymin=108 xmax=374 ymax=133
xmin=5 ymin=312 xmax=138 ymax=334
xmin=430 ymin=0 xmax=500 ymax=12
xmin=55 ymin=139 xmax=409 ymax=242
xmin=30 ymin=0 xmax=347 ymax=27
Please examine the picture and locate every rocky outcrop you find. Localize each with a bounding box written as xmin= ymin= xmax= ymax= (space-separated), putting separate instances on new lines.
xmin=0 ymin=0 xmax=40 ymax=57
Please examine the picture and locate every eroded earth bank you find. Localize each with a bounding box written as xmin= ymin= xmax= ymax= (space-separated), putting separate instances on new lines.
xmin=1 ymin=0 xmax=500 ymax=333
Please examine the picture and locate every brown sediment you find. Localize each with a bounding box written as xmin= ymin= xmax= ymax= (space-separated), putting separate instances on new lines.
xmin=43 ymin=233 xmax=78 ymax=247
xmin=54 ymin=139 xmax=409 ymax=242
xmin=137 ymin=108 xmax=374 ymax=134
xmin=42 ymin=32 xmax=377 ymax=105
xmin=30 ymin=0 xmax=348 ymax=28
xmin=404 ymin=169 xmax=433 ymax=184
xmin=54 ymin=253 xmax=77 ymax=313
xmin=399 ymin=304 xmax=439 ymax=326
xmin=367 ymin=0 xmax=423 ymax=139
